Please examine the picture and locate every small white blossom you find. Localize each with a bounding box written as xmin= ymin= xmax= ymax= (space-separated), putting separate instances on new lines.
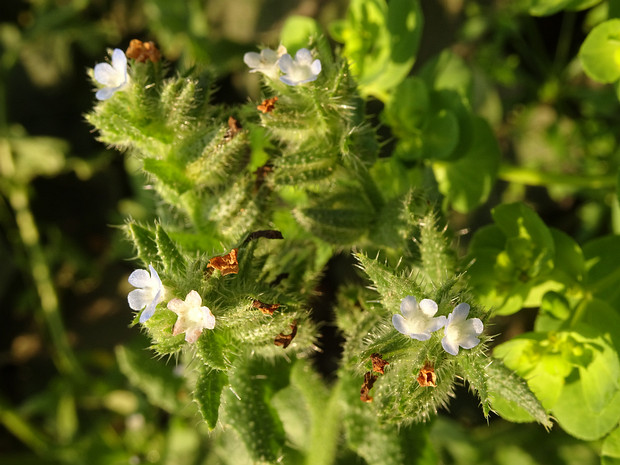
xmin=128 ymin=264 xmax=163 ymax=323
xmin=243 ymin=45 xmax=287 ymax=80
xmin=278 ymin=48 xmax=321 ymax=86
xmin=167 ymin=290 xmax=215 ymax=343
xmin=94 ymin=48 xmax=130 ymax=100
xmin=441 ymin=303 xmax=483 ymax=355
xmin=392 ymin=296 xmax=446 ymax=341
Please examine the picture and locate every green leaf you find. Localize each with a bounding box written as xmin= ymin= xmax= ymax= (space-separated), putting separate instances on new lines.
xmin=115 ymin=345 xmax=184 ymax=412
xmin=584 ymin=235 xmax=620 ymax=308
xmin=552 ymin=372 xmax=620 ymax=440
xmin=222 ymin=357 xmax=289 ymax=463
xmin=280 ymin=15 xmax=321 ymax=53
xmin=579 ymin=19 xmax=620 ymax=83
xmin=125 ymin=222 xmax=160 ymax=267
xmin=143 ymin=157 xmax=192 ymax=194
xmin=155 ymin=224 xmax=186 ymax=274
xmin=195 ymin=329 xmax=229 ymax=371
xmin=602 ymin=425 xmax=620 ymax=461
xmin=383 ymin=77 xmax=429 ymax=137
xmin=432 ymin=116 xmax=500 ymax=212
xmin=194 ymin=367 xmax=227 ymax=430
xmin=486 ymin=358 xmax=552 ymax=429
xmin=331 ymin=0 xmax=423 ymax=100
xmin=422 ymin=110 xmax=459 ymax=160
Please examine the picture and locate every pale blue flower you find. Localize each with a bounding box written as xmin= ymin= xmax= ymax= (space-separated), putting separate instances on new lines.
xmin=278 ymin=48 xmax=321 ymax=86
xmin=128 ymin=264 xmax=164 ymax=323
xmin=441 ymin=303 xmax=483 ymax=355
xmin=244 ymin=45 xmax=287 ymax=80
xmin=94 ymin=48 xmax=130 ymax=100
xmin=392 ymin=296 xmax=446 ymax=341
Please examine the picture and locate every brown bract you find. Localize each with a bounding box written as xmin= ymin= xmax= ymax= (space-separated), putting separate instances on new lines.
xmin=257 ymin=96 xmax=278 ymax=113
xmin=207 ymin=248 xmax=239 ymax=275
xmin=274 ymin=320 xmax=297 ymax=349
xmin=370 ymin=353 xmax=389 ymax=374
xmin=126 ymin=39 xmax=161 ymax=63
xmin=360 ymin=371 xmax=378 ymax=403
xmin=252 ymin=299 xmax=280 ymax=315
xmin=224 ymin=116 xmax=242 ymax=141
xmin=416 ymin=362 xmax=437 ymax=387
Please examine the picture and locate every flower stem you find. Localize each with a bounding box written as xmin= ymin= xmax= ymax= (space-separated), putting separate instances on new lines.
xmin=0 ymin=395 xmax=51 ymax=456
xmin=498 ymin=164 xmax=616 ymax=190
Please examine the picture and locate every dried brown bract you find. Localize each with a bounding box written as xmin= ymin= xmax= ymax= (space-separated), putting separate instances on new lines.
xmin=207 ymin=248 xmax=239 ymax=275
xmin=416 ymin=362 xmax=437 ymax=387
xmin=370 ymin=353 xmax=389 ymax=374
xmin=257 ymin=96 xmax=278 ymax=113
xmin=360 ymin=371 xmax=378 ymax=403
xmin=224 ymin=116 xmax=242 ymax=141
xmin=252 ymin=299 xmax=280 ymax=315
xmin=126 ymin=39 xmax=161 ymax=63
xmin=274 ymin=320 xmax=297 ymax=349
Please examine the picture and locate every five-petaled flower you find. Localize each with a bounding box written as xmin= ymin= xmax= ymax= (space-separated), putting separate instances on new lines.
xmin=94 ymin=48 xmax=130 ymax=100
xmin=167 ymin=290 xmax=216 ymax=343
xmin=243 ymin=45 xmax=287 ymax=80
xmin=278 ymin=48 xmax=322 ymax=86
xmin=128 ymin=264 xmax=164 ymax=323
xmin=392 ymin=296 xmax=446 ymax=341
xmin=441 ymin=303 xmax=483 ymax=356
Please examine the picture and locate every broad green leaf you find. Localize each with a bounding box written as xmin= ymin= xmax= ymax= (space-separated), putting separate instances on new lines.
xmin=422 ymin=110 xmax=459 ymax=160
xmin=280 ymin=15 xmax=321 ymax=53
xmin=577 ymin=336 xmax=620 ymax=413
xmin=194 ymin=367 xmax=227 ymax=430
xmin=534 ymin=291 xmax=572 ymax=332
xmin=432 ymin=117 xmax=500 ymax=212
xmin=579 ymin=19 xmax=620 ymax=83
xmin=383 ymin=76 xmax=429 ymax=137
xmin=552 ymin=372 xmax=620 ymax=440
xmin=331 ymin=0 xmax=423 ymax=100
xmin=602 ymin=425 xmax=620 ymax=462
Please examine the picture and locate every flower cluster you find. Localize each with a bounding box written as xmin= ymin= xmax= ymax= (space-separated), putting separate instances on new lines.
xmin=127 ymin=265 xmax=215 ymax=343
xmin=392 ymin=296 xmax=483 ymax=355
xmin=244 ymin=45 xmax=322 ymax=86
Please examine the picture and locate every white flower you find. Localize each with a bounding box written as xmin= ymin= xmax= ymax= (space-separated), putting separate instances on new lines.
xmin=278 ymin=48 xmax=321 ymax=86
xmin=243 ymin=45 xmax=287 ymax=80
xmin=167 ymin=290 xmax=215 ymax=343
xmin=392 ymin=296 xmax=446 ymax=341
xmin=128 ymin=264 xmax=163 ymax=323
xmin=94 ymin=48 xmax=130 ymax=100
xmin=441 ymin=303 xmax=483 ymax=355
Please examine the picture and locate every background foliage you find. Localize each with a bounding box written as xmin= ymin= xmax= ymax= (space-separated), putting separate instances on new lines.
xmin=2 ymin=0 xmax=620 ymax=464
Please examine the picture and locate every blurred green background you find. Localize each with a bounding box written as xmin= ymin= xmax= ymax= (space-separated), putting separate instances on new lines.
xmin=1 ymin=0 xmax=617 ymax=463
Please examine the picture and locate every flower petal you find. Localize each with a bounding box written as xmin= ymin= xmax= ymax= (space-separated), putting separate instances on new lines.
xmin=410 ymin=332 xmax=431 ymax=341
xmin=94 ymin=63 xmax=116 ymax=85
xmin=139 ymin=299 xmax=157 ymax=323
xmin=451 ymin=303 xmax=470 ymax=322
xmin=470 ymin=317 xmax=484 ymax=335
xmin=243 ymin=52 xmax=262 ymax=68
xmin=441 ymin=337 xmax=460 ymax=356
xmin=295 ymin=48 xmax=313 ymax=64
xmin=459 ymin=335 xmax=481 ymax=350
xmin=278 ymin=54 xmax=294 ymax=73
xmin=400 ymin=296 xmax=418 ymax=319
xmin=185 ymin=290 xmax=202 ymax=308
xmin=111 ymin=48 xmax=127 ymax=73
xmin=167 ymin=297 xmax=185 ymax=314
xmin=419 ymin=298 xmax=438 ymax=317
xmin=203 ymin=310 xmax=216 ymax=330
xmin=392 ymin=314 xmax=409 ymax=335
xmin=310 ymin=59 xmax=322 ymax=75
xmin=427 ymin=315 xmax=447 ymax=333
xmin=128 ymin=268 xmax=151 ymax=288
xmin=128 ymin=288 xmax=150 ymax=310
